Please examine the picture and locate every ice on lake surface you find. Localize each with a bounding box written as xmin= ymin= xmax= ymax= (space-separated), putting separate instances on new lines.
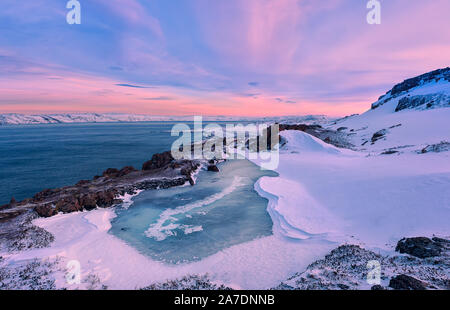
xmin=110 ymin=159 xmax=278 ymax=264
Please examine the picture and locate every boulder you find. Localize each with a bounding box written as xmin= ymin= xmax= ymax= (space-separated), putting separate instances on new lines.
xmin=56 ymin=197 xmax=82 ymax=213
xmin=395 ymin=237 xmax=443 ymax=258
xmin=102 ymin=168 xmax=120 ymax=177
xmin=207 ymin=165 xmax=219 ymax=172
xmin=389 ymin=275 xmax=426 ymax=290
xmin=117 ymin=166 xmax=137 ymax=177
xmin=79 ymin=193 xmax=98 ymax=210
xmin=35 ymin=204 xmax=57 ymax=217
xmin=371 ymin=129 xmax=387 ymax=143
xmin=142 ymin=151 xmax=174 ymax=170
xmin=95 ymin=190 xmax=117 ymax=208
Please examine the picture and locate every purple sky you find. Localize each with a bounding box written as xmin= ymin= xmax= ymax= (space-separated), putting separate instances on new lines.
xmin=0 ymin=0 xmax=449 ymax=116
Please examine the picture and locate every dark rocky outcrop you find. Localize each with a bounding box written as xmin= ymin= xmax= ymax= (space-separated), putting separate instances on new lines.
xmin=34 ymin=204 xmax=57 ymax=218
xmin=395 ymin=237 xmax=447 ymax=258
xmin=390 ymin=67 xmax=450 ymax=97
xmin=372 ymin=67 xmax=450 ymax=109
xmin=395 ymin=94 xmax=450 ymax=112
xmin=207 ymin=165 xmax=219 ymax=172
xmin=389 ymin=274 xmax=427 ymax=290
xmin=0 ymin=148 xmax=202 ymax=220
xmin=420 ymin=141 xmax=450 ymax=154
xmin=142 ymin=151 xmax=174 ymax=171
xmin=102 ymin=168 xmax=120 ymax=177
xmin=371 ymin=129 xmax=387 ymax=143
xmin=279 ymin=123 xmax=354 ymax=149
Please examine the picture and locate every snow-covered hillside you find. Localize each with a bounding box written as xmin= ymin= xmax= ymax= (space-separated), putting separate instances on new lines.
xmin=329 ymin=67 xmax=450 ymax=154
xmin=0 ymin=113 xmax=332 ymax=126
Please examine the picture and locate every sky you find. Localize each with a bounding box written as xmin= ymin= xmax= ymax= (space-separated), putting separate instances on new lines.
xmin=0 ymin=0 xmax=449 ymax=117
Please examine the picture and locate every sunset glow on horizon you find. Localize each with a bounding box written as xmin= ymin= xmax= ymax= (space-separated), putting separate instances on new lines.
xmin=1 ymin=0 xmax=449 ymax=117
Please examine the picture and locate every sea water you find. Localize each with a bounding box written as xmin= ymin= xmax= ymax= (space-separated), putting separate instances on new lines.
xmin=110 ymin=159 xmax=278 ymax=264
xmin=1 ymin=122 xmax=277 ymax=263
xmin=0 ymin=121 xmax=254 ymax=204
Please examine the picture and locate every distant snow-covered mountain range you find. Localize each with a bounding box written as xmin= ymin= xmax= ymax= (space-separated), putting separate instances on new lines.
xmin=0 ymin=113 xmax=332 ymax=126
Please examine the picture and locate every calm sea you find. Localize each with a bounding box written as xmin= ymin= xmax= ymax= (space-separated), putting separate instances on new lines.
xmin=0 ymin=121 xmax=249 ymax=205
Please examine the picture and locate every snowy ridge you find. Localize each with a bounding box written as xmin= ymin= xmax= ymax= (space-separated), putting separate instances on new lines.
xmin=328 ymin=68 xmax=450 ymax=153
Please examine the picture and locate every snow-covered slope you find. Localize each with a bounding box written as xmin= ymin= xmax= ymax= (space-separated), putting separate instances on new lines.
xmin=0 ymin=113 xmax=332 ymax=126
xmin=329 ymin=67 xmax=450 ymax=153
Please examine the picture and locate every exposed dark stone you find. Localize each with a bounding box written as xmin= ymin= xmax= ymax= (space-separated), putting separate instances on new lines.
xmin=117 ymin=166 xmax=137 ymax=177
xmin=33 ymin=189 xmax=60 ymax=201
xmin=381 ymin=150 xmax=398 ymax=155
xmin=35 ymin=204 xmax=57 ymax=218
xmin=371 ymin=285 xmax=385 ymax=290
xmin=337 ymin=284 xmax=350 ymax=290
xmin=95 ymin=190 xmax=118 ymax=208
xmin=372 ymin=67 xmax=450 ymax=109
xmin=371 ymin=129 xmax=387 ymax=143
xmin=207 ymin=165 xmax=219 ymax=172
xmin=6 ymin=151 xmax=200 ymax=220
xmin=79 ymin=193 xmax=98 ymax=210
xmin=395 ymin=96 xmax=428 ymax=112
xmin=390 ymin=67 xmax=450 ymax=97
xmin=102 ymin=168 xmax=120 ymax=177
xmin=395 ymin=237 xmax=443 ymax=258
xmin=389 ymin=274 xmax=427 ymax=290
xmin=337 ymin=127 xmax=348 ymax=131
xmin=420 ymin=141 xmax=450 ymax=154
xmin=76 ymin=180 xmax=90 ymax=186
xmin=432 ymin=237 xmax=450 ymax=244
xmin=56 ymin=197 xmax=82 ymax=213
xmin=142 ymin=151 xmax=174 ymax=170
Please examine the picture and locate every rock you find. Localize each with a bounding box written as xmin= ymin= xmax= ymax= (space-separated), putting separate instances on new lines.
xmin=337 ymin=127 xmax=348 ymax=131
xmin=79 ymin=193 xmax=98 ymax=210
xmin=102 ymin=168 xmax=120 ymax=177
xmin=371 ymin=129 xmax=387 ymax=143
xmin=142 ymin=151 xmax=174 ymax=171
xmin=381 ymin=150 xmax=398 ymax=155
xmin=33 ymin=188 xmax=59 ymax=201
xmin=76 ymin=180 xmax=90 ymax=186
xmin=390 ymin=67 xmax=450 ymax=97
xmin=420 ymin=141 xmax=450 ymax=154
xmin=95 ymin=190 xmax=117 ymax=208
xmin=389 ymin=274 xmax=427 ymax=290
xmin=35 ymin=204 xmax=57 ymax=217
xmin=371 ymin=285 xmax=385 ymax=290
xmin=395 ymin=237 xmax=443 ymax=258
xmin=395 ymin=94 xmax=450 ymax=112
xmin=207 ymin=165 xmax=219 ymax=172
xmin=56 ymin=197 xmax=82 ymax=213
xmin=187 ymin=176 xmax=195 ymax=186
xmin=117 ymin=166 xmax=137 ymax=177
xmin=432 ymin=237 xmax=450 ymax=244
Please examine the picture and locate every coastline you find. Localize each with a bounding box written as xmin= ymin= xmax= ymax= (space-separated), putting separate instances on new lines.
xmin=1 ymin=128 xmax=449 ymax=290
